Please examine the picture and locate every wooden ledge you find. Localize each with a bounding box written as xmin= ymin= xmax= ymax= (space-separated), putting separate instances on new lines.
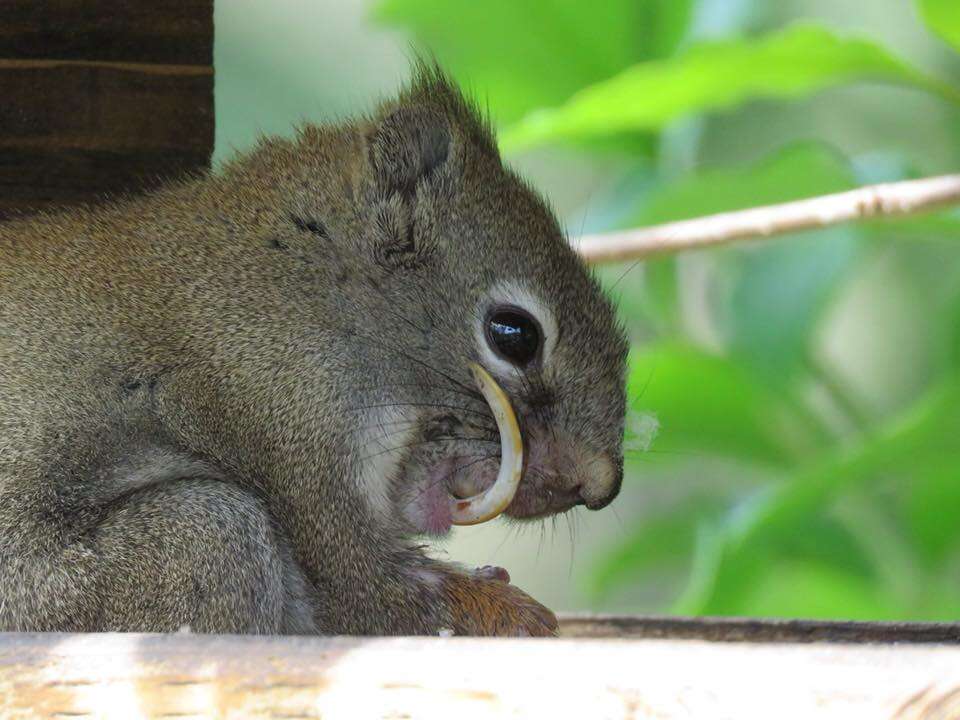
xmin=1 ymin=615 xmax=959 ymax=719
xmin=560 ymin=613 xmax=960 ymax=643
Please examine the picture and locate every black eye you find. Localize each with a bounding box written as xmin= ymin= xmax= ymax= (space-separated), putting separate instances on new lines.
xmin=485 ymin=307 xmax=542 ymax=366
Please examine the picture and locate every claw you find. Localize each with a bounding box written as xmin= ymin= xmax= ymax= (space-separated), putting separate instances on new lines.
xmin=450 ymin=363 xmax=523 ymax=525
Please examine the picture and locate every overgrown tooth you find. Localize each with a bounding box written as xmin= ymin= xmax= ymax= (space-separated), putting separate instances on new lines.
xmin=449 ymin=363 xmax=524 ymax=526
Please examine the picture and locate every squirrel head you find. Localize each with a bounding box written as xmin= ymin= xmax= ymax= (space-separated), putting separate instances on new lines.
xmin=223 ymin=65 xmax=628 ymax=536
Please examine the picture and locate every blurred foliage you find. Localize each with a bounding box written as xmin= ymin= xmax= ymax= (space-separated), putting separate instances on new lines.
xmin=501 ymin=24 xmax=959 ymax=151
xmin=378 ymin=0 xmax=960 ymax=620
xmin=919 ymin=0 xmax=960 ymax=53
xmin=375 ymin=0 xmax=693 ymax=123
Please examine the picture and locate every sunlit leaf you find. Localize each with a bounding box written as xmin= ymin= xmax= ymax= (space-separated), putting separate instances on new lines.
xmin=675 ymin=498 xmax=883 ymax=616
xmin=638 ymin=0 xmax=695 ymax=60
xmin=501 ymin=24 xmax=960 ymax=151
xmin=866 ymin=211 xmax=960 ymax=242
xmin=903 ymin=459 xmax=960 ymax=565
xmin=918 ymin=0 xmax=960 ymax=54
xmin=628 ymin=342 xmax=825 ymax=464
xmin=374 ymin=0 xmax=693 ymax=124
xmin=721 ymin=560 xmax=903 ymax=620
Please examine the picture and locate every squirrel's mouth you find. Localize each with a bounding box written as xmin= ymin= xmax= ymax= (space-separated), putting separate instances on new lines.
xmin=398 ymin=363 xmax=525 ymax=536
xmin=403 ymin=447 xmax=588 ymax=536
xmin=395 ymin=363 xmax=620 ymax=536
xmin=447 ymin=363 xmax=524 ymax=526
xmin=397 ymin=364 xmax=597 ymax=536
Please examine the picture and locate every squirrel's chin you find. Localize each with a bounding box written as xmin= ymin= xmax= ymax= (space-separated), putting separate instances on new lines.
xmin=502 ymin=483 xmax=585 ymax=520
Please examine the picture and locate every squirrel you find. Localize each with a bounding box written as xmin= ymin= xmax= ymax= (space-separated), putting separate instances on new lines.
xmin=0 ymin=65 xmax=628 ymax=636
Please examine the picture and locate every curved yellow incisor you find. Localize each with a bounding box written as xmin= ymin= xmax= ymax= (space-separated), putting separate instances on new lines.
xmin=450 ymin=363 xmax=525 ymax=525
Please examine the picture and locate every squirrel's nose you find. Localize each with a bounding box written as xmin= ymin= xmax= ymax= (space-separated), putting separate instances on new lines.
xmin=578 ymin=452 xmax=623 ymax=510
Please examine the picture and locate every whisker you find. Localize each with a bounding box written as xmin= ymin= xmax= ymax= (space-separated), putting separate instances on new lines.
xmin=629 ymin=363 xmax=656 ymax=406
xmin=342 ymin=330 xmax=482 ymax=401
xmin=379 ymin=340 xmax=481 ymax=399
xmin=565 ymin=511 xmax=577 ymax=580
xmin=536 ymin=518 xmax=546 ymax=562
xmin=360 ymin=435 xmax=499 ymax=463
xmin=610 ymin=505 xmax=627 ymax=537
xmin=355 ymin=415 xmax=497 ymax=438
xmin=344 ymin=401 xmax=495 ymax=424
xmin=382 ymin=306 xmax=431 ymax=336
xmin=609 ymin=257 xmax=645 ymax=292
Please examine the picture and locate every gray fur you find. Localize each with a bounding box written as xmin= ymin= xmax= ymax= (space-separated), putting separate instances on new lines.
xmin=0 ymin=66 xmax=627 ymax=635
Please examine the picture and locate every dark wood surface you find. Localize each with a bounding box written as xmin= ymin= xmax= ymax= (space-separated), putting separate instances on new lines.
xmin=559 ymin=613 xmax=960 ymax=643
xmin=0 ymin=1 xmax=212 ymax=67
xmin=0 ymin=2 xmax=214 ymax=219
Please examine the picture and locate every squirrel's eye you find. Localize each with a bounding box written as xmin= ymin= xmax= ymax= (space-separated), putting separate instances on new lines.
xmin=485 ymin=307 xmax=541 ymax=366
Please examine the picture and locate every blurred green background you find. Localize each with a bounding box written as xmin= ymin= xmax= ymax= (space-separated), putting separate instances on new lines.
xmin=215 ymin=0 xmax=960 ymax=620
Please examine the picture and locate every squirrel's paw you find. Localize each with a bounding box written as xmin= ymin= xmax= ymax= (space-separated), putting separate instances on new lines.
xmin=441 ymin=565 xmax=559 ymax=637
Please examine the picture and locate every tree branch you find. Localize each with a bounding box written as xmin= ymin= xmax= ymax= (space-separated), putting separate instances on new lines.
xmin=574 ymin=174 xmax=960 ymax=263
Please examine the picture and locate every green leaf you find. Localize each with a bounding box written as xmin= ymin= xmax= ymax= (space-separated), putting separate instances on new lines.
xmin=866 ymin=211 xmax=960 ymax=242
xmin=918 ymin=0 xmax=960 ymax=53
xmin=698 ymin=378 xmax=960 ymax=615
xmin=592 ymin=485 xmax=883 ymax=614
xmin=904 ymin=459 xmax=960 ymax=565
xmin=726 ymin=560 xmax=903 ymax=620
xmin=743 ymin=379 xmax=960 ymax=548
xmin=628 ymin=342 xmax=824 ymax=464
xmin=638 ymin=0 xmax=695 ymax=60
xmin=675 ymin=511 xmax=881 ymax=615
xmin=374 ymin=0 xmax=692 ymax=124
xmin=501 ymin=23 xmax=960 ymax=151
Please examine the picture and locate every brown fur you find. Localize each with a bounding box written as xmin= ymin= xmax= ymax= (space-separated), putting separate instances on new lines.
xmin=0 ymin=66 xmax=627 ymax=635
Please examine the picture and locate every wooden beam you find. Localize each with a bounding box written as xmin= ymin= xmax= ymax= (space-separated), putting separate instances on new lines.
xmin=0 ymin=1 xmax=213 ymax=65
xmin=560 ymin=613 xmax=960 ymax=643
xmin=1 ymin=617 xmax=959 ymax=719
xmin=0 ymin=2 xmax=214 ymax=218
xmin=0 ymin=60 xmax=213 ymax=217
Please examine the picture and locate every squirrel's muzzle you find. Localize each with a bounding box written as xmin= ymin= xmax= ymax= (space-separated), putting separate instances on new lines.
xmin=449 ymin=363 xmax=523 ymax=525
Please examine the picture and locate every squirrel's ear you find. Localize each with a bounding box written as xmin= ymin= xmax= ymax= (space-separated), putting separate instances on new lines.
xmin=368 ymin=105 xmax=451 ymax=197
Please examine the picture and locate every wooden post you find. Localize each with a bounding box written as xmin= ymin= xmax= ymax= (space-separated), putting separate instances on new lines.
xmin=0 ymin=1 xmax=214 ymax=219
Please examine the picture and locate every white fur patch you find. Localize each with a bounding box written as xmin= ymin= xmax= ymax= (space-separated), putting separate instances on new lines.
xmin=409 ymin=566 xmax=444 ymax=588
xmin=474 ymin=281 xmax=558 ymax=379
xmin=356 ymin=406 xmax=416 ymax=521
